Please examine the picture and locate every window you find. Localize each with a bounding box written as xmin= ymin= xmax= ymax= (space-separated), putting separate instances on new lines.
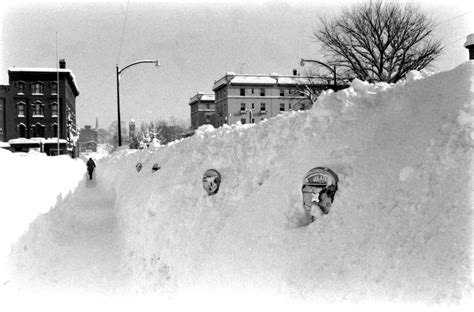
xmin=17 ymin=82 xmax=25 ymax=94
xmin=33 ymin=102 xmax=44 ymax=116
xmin=33 ymin=123 xmax=44 ymax=137
xmin=32 ymin=82 xmax=44 ymax=95
xmin=240 ymin=88 xmax=245 ymax=96
xmin=260 ymin=88 xmax=265 ymax=96
xmin=51 ymin=103 xmax=58 ymax=117
xmin=18 ymin=123 xmax=26 ymax=137
xmin=17 ymin=103 xmax=25 ymax=117
xmin=280 ymin=89 xmax=285 ymax=96
xmin=251 ymin=103 xmax=255 ymax=109
xmin=280 ymin=103 xmax=285 ymax=111
xmin=241 ymin=118 xmax=246 ymax=124
xmin=51 ymin=82 xmax=58 ymax=95
xmin=240 ymin=103 xmax=246 ymax=112
xmin=251 ymin=88 xmax=255 ymax=94
xmin=261 ymin=103 xmax=266 ymax=112
xmin=289 ymin=103 xmax=292 ymax=110
xmin=52 ymin=124 xmax=58 ymax=137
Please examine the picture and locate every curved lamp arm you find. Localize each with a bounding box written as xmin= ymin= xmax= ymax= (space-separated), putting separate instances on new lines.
xmin=118 ymin=59 xmax=160 ymax=75
xmin=116 ymin=59 xmax=160 ymax=147
xmin=300 ymin=58 xmax=335 ymax=75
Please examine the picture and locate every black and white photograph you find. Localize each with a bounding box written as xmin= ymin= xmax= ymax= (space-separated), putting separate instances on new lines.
xmin=0 ymin=0 xmax=472 ymax=311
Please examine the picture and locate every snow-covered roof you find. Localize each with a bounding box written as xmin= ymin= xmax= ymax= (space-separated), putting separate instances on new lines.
xmin=8 ymin=137 xmax=69 ymax=145
xmin=8 ymin=138 xmax=44 ymax=144
xmin=199 ymin=94 xmax=215 ymax=101
xmin=8 ymin=67 xmax=80 ymax=95
xmin=212 ymin=73 xmax=320 ymax=90
xmin=43 ymin=138 xmax=68 ymax=144
xmin=277 ymin=76 xmax=314 ymax=85
xmin=231 ymin=75 xmax=276 ymax=85
xmin=0 ymin=142 xmax=10 ymax=147
xmin=189 ymin=92 xmax=215 ymax=104
xmin=464 ymin=34 xmax=474 ymax=47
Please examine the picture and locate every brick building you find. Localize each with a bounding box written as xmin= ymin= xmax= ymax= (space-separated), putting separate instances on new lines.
xmin=212 ymin=72 xmax=342 ymax=127
xmin=77 ymin=125 xmax=98 ymax=153
xmin=0 ymin=59 xmax=79 ymax=155
xmin=189 ymin=92 xmax=216 ymax=130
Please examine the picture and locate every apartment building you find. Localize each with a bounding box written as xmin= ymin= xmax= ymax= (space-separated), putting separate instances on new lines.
xmin=213 ymin=72 xmax=326 ymax=127
xmin=189 ymin=92 xmax=216 ymax=129
xmin=77 ymin=125 xmax=98 ymax=153
xmin=0 ymin=59 xmax=79 ymax=155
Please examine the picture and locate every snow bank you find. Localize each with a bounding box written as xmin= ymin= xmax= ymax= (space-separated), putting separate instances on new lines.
xmin=92 ymin=62 xmax=472 ymax=302
xmin=6 ymin=62 xmax=473 ymax=306
xmin=0 ymin=150 xmax=85 ymax=259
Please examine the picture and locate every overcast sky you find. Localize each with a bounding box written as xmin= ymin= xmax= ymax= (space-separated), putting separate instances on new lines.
xmin=1 ymin=0 xmax=472 ymax=129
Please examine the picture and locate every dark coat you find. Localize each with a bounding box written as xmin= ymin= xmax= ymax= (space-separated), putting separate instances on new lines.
xmin=86 ymin=158 xmax=96 ymax=170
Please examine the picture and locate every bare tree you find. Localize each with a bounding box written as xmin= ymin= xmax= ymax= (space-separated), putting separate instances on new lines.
xmin=314 ymin=0 xmax=443 ymax=83
xmin=288 ymin=71 xmax=352 ymax=109
xmin=288 ymin=76 xmax=330 ymax=109
xmin=137 ymin=118 xmax=190 ymax=146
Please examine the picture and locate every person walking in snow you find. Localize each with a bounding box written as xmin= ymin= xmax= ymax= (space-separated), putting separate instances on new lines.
xmin=86 ymin=157 xmax=96 ymax=180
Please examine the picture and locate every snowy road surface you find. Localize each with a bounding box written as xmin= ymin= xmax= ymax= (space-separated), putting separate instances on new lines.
xmin=9 ymin=177 xmax=131 ymax=294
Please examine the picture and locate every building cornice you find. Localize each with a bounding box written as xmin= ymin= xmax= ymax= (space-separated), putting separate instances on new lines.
xmin=8 ymin=67 xmax=80 ymax=96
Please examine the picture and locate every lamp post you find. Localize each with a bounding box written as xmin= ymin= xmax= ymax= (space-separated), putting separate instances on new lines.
xmin=116 ymin=59 xmax=160 ymax=146
xmin=300 ymin=58 xmax=337 ymax=87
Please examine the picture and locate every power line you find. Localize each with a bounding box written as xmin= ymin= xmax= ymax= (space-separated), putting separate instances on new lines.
xmin=446 ymin=36 xmax=468 ymax=46
xmin=434 ymin=11 xmax=470 ymax=28
xmin=116 ymin=0 xmax=130 ymax=65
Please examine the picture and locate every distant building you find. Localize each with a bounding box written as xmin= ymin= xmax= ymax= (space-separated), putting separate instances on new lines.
xmin=129 ymin=118 xmax=136 ymax=139
xmin=0 ymin=59 xmax=79 ymax=155
xmin=189 ymin=92 xmax=216 ymax=130
xmin=212 ymin=71 xmax=343 ymax=127
xmin=77 ymin=125 xmax=98 ymax=153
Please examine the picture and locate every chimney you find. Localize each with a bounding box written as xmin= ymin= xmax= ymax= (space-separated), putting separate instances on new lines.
xmin=293 ymin=69 xmax=297 ymax=75
xmin=59 ymin=59 xmax=66 ymax=69
xmin=465 ymin=34 xmax=474 ymax=60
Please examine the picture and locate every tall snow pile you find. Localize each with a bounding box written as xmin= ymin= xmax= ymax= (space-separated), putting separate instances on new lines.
xmin=0 ymin=152 xmax=85 ymax=259
xmin=6 ymin=62 xmax=474 ymax=305
xmin=0 ymin=151 xmax=86 ymax=298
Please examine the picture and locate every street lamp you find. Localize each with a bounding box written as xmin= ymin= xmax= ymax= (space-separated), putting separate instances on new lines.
xmin=300 ymin=58 xmax=337 ymax=87
xmin=116 ymin=59 xmax=160 ymax=146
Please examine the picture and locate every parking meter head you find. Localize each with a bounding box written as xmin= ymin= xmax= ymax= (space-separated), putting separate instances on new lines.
xmin=302 ymin=167 xmax=339 ymax=214
xmin=203 ymin=169 xmax=221 ymax=195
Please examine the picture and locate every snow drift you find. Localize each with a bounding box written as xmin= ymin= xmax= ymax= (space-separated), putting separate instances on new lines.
xmin=0 ymin=151 xmax=85 ymax=258
xmin=6 ymin=62 xmax=473 ymax=305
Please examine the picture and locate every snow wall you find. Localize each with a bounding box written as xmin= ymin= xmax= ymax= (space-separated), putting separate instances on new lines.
xmin=98 ymin=61 xmax=472 ymax=303
xmin=9 ymin=62 xmax=474 ymax=305
xmin=0 ymin=152 xmax=85 ymax=259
